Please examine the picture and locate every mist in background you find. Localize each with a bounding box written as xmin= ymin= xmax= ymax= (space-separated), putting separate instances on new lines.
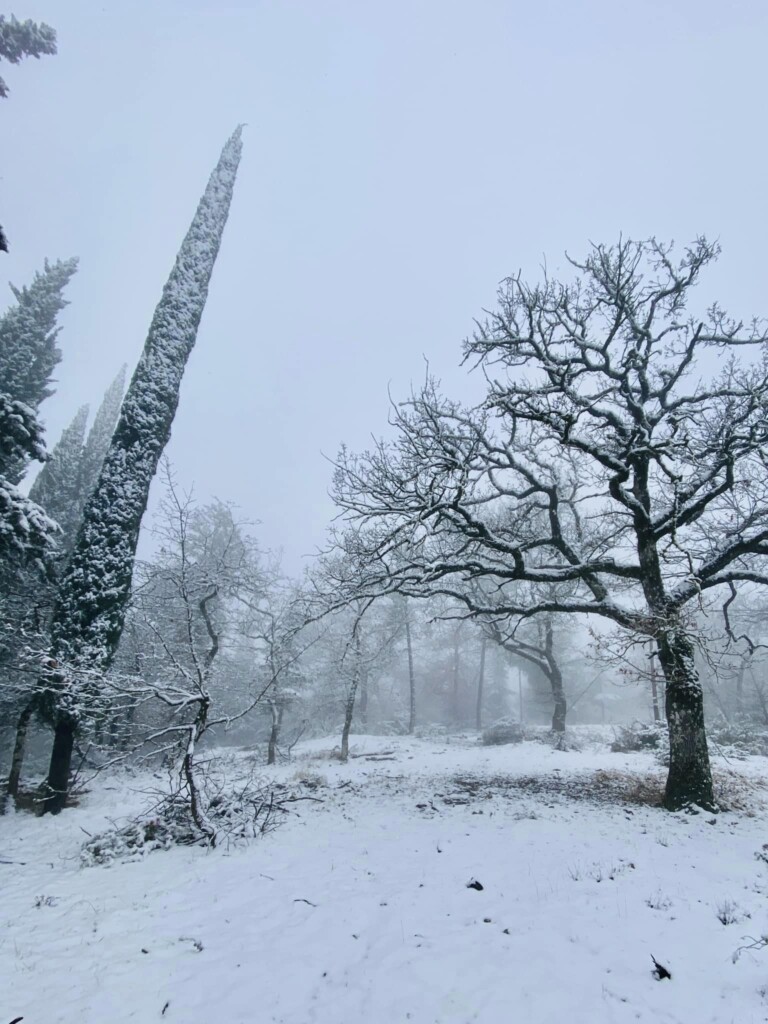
xmin=5 ymin=0 xmax=768 ymax=568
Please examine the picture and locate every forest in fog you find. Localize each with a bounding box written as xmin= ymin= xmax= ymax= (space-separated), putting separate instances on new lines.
xmin=3 ymin=6 xmax=768 ymax=1024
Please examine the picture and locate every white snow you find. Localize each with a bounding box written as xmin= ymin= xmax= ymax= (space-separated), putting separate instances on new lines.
xmin=2 ymin=734 xmax=768 ymax=1023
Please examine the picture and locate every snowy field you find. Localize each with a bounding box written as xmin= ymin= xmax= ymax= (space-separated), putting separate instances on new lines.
xmin=3 ymin=734 xmax=768 ymax=1024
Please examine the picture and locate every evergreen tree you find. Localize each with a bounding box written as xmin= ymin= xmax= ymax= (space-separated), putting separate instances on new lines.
xmin=28 ymin=367 xmax=127 ymax=556
xmin=28 ymin=405 xmax=89 ymax=548
xmin=78 ymin=365 xmax=127 ymax=503
xmin=0 ymin=258 xmax=78 ymax=417
xmin=0 ymin=395 xmax=56 ymax=567
xmin=3 ymin=374 xmax=124 ymax=808
xmin=0 ymin=14 xmax=57 ymax=251
xmin=0 ymin=259 xmax=76 ymax=561
xmin=43 ymin=127 xmax=244 ymax=812
xmin=0 ymin=14 xmax=57 ymax=98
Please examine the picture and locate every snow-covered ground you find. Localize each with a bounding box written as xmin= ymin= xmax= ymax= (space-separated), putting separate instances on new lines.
xmin=2 ymin=734 xmax=768 ymax=1023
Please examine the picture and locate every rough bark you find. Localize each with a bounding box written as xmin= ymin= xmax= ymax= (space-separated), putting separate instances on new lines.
xmin=543 ymin=619 xmax=566 ymax=734
xmin=43 ymin=709 xmax=76 ymax=813
xmin=658 ymin=627 xmax=714 ymax=810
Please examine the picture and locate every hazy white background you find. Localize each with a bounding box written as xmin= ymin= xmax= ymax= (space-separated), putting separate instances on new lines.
xmin=4 ymin=0 xmax=768 ymax=568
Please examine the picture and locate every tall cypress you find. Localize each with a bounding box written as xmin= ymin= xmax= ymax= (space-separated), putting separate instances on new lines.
xmin=78 ymin=364 xmax=127 ymax=503
xmin=0 ymin=258 xmax=76 ymax=563
xmin=0 ymin=258 xmax=78 ymax=411
xmin=28 ymin=405 xmax=89 ymax=548
xmin=0 ymin=14 xmax=57 ymax=99
xmin=43 ymin=128 xmax=243 ymax=811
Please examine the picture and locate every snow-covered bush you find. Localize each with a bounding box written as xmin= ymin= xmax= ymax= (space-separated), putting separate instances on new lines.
xmin=610 ymin=721 xmax=666 ymax=753
xmin=481 ymin=718 xmax=523 ymax=746
xmin=708 ymin=721 xmax=768 ymax=758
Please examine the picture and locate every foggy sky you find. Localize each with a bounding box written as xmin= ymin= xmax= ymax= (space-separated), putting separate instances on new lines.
xmin=4 ymin=0 xmax=768 ymax=571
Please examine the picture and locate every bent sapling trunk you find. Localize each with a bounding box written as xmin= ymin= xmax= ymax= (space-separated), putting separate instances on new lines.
xmin=182 ymin=694 xmax=215 ymax=846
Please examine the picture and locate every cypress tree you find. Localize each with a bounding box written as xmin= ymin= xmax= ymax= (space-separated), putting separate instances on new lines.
xmin=0 ymin=14 xmax=57 ymax=99
xmin=0 ymin=259 xmax=76 ymax=561
xmin=0 ymin=396 xmax=55 ymax=567
xmin=29 ymin=405 xmax=89 ymax=548
xmin=0 ymin=258 xmax=78 ymax=415
xmin=78 ymin=364 xmax=127 ymax=503
xmin=0 ymin=14 xmax=58 ymax=250
xmin=43 ymin=127 xmax=244 ymax=812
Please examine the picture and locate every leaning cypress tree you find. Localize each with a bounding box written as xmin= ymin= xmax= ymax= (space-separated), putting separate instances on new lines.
xmin=42 ymin=127 xmax=243 ymax=812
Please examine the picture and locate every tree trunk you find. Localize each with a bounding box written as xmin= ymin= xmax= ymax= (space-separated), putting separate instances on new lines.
xmin=43 ymin=712 xmax=77 ymax=814
xmin=359 ymin=667 xmax=368 ymax=731
xmin=340 ymin=629 xmax=364 ymax=762
xmin=3 ymin=697 xmax=36 ymax=811
xmin=649 ymin=643 xmax=662 ymax=722
xmin=405 ymin=612 xmax=416 ymax=734
xmin=267 ymin=703 xmax=283 ymax=765
xmin=182 ymin=695 xmax=215 ymax=845
xmin=549 ymin=666 xmax=567 ymax=734
xmin=475 ymin=636 xmax=486 ymax=731
xmin=658 ymin=627 xmax=715 ymax=811
xmin=451 ymin=628 xmax=461 ymax=725
xmin=544 ymin=619 xmax=566 ymax=734
xmin=340 ymin=678 xmax=358 ymax=763
xmin=735 ymin=662 xmax=745 ymax=718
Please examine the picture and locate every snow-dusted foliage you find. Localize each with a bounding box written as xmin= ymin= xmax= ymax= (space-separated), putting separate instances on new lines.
xmin=77 ymin=364 xmax=127 ymax=507
xmin=0 ymin=14 xmax=57 ymax=98
xmin=0 ymin=395 xmax=57 ymax=567
xmin=0 ymin=258 xmax=77 ymax=426
xmin=28 ymin=405 xmax=89 ymax=545
xmin=28 ymin=367 xmax=127 ymax=557
xmin=0 ymin=254 xmax=78 ymax=576
xmin=38 ymin=128 xmax=243 ymax=812
xmin=51 ymin=129 xmax=243 ymax=673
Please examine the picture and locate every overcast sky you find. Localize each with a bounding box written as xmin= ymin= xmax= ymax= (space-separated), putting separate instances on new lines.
xmin=4 ymin=0 xmax=768 ymax=570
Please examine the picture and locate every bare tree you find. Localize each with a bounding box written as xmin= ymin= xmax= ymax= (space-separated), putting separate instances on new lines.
xmin=236 ymin=577 xmax=314 ymax=765
xmin=333 ymin=238 xmax=768 ymax=810
xmin=110 ymin=473 xmax=270 ymax=844
xmin=482 ymin=614 xmax=567 ymax=736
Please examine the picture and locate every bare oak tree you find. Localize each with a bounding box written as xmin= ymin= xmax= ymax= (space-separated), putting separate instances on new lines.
xmin=333 ymin=238 xmax=768 ymax=810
